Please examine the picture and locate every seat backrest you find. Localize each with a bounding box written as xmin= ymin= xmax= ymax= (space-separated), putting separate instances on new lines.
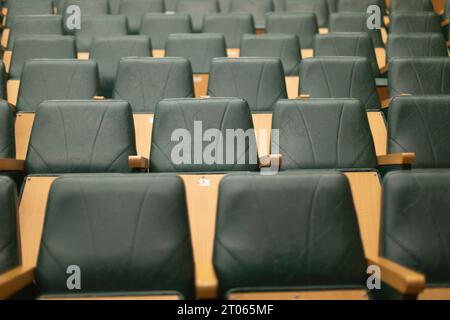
xmin=74 ymin=15 xmax=128 ymax=52
xmin=118 ymin=0 xmax=165 ymax=34
xmin=6 ymin=0 xmax=53 ymax=27
xmin=390 ymin=0 xmax=433 ymax=13
xmin=10 ymin=36 xmax=77 ymax=80
xmin=300 ymin=57 xmax=380 ymax=110
xmin=388 ymin=57 xmax=450 ymax=97
xmin=283 ymin=0 xmax=329 ymax=27
xmin=240 ymin=33 xmax=301 ymax=76
xmin=36 ymin=174 xmax=195 ymax=299
xmin=165 ymin=33 xmax=226 ymax=74
xmin=0 ymin=101 xmax=14 ymax=158
xmin=17 ymin=59 xmax=99 ymax=112
xmin=214 ymin=172 xmax=367 ymax=298
xmin=387 ymin=33 xmax=448 ymax=61
xmin=390 ymin=12 xmax=442 ymax=34
xmin=329 ymin=13 xmax=384 ymax=48
xmin=314 ymin=32 xmax=380 ymax=77
xmin=337 ymin=0 xmax=386 ymax=15
xmin=140 ymin=13 xmax=192 ymax=50
xmin=109 ymin=0 xmax=122 ymax=13
xmin=175 ymin=0 xmax=219 ymax=32
xmin=0 ymin=63 xmax=7 ymax=101
xmin=62 ymin=0 xmax=110 ymax=33
xmin=150 ymin=98 xmax=259 ymax=172
xmin=272 ymin=98 xmax=377 ymax=170
xmin=388 ymin=96 xmax=450 ymax=169
xmin=0 ymin=176 xmax=19 ymax=274
xmin=265 ymin=12 xmax=318 ymax=49
xmin=90 ymin=36 xmax=152 ymax=98
xmin=26 ymin=100 xmax=137 ymax=174
xmin=230 ymin=0 xmax=273 ymax=29
xmin=208 ymin=57 xmax=287 ymax=112
xmin=113 ymin=57 xmax=194 ymax=113
xmin=203 ymin=13 xmax=255 ymax=48
xmin=381 ymin=171 xmax=450 ymax=287
xmin=7 ymin=15 xmax=63 ymax=50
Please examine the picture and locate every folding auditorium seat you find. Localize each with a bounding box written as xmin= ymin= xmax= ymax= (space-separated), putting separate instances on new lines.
xmin=327 ymin=0 xmax=338 ymax=13
xmin=0 ymin=174 xmax=195 ymax=300
xmin=389 ymin=0 xmax=434 ymax=13
xmin=118 ymin=0 xmax=165 ymax=34
xmin=90 ymin=36 xmax=152 ymax=98
xmin=165 ymin=33 xmax=226 ymax=97
xmin=240 ymin=34 xmax=301 ymax=98
xmin=109 ymin=0 xmax=122 ymax=13
xmin=389 ymin=12 xmax=443 ymax=34
xmin=265 ymin=12 xmax=318 ymax=58
xmin=3 ymin=0 xmax=53 ymax=28
xmin=73 ymin=15 xmax=128 ymax=59
xmin=0 ymin=102 xmax=14 ymax=160
xmin=387 ymin=33 xmax=449 ymax=60
xmin=336 ymin=0 xmax=388 ymax=27
xmin=282 ymin=0 xmax=329 ymax=30
xmin=0 ymin=176 xmax=18 ymax=275
xmin=175 ymin=0 xmax=219 ymax=33
xmin=61 ymin=0 xmax=110 ymax=35
xmin=113 ymin=57 xmax=194 ymax=156
xmin=139 ymin=13 xmax=192 ymax=57
xmin=164 ymin=0 xmax=177 ymax=11
xmin=203 ymin=13 xmax=255 ymax=57
xmin=229 ymin=0 xmax=273 ymax=31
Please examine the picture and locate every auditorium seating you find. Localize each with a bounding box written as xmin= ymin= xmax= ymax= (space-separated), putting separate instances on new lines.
xmin=175 ymin=0 xmax=219 ymax=32
xmin=0 ymin=64 xmax=7 ymax=101
xmin=390 ymin=0 xmax=434 ymax=13
xmin=229 ymin=0 xmax=272 ymax=30
xmin=337 ymin=0 xmax=386 ymax=14
xmin=118 ymin=0 xmax=164 ymax=34
xmin=389 ymin=12 xmax=443 ymax=34
xmin=5 ymin=0 xmax=53 ymax=27
xmin=0 ymin=102 xmax=14 ymax=159
xmin=283 ymin=0 xmax=329 ymax=29
xmin=0 ymin=176 xmax=18 ymax=275
xmin=387 ymin=33 xmax=448 ymax=60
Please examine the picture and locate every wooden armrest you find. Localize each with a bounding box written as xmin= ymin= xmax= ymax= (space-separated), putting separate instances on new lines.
xmin=381 ymin=98 xmax=391 ymax=109
xmin=0 ymin=267 xmax=35 ymax=299
xmin=196 ymin=263 xmax=218 ymax=299
xmin=442 ymin=19 xmax=449 ymax=27
xmin=93 ymin=96 xmax=105 ymax=100
xmin=128 ymin=156 xmax=149 ymax=170
xmin=380 ymin=65 xmax=388 ymax=74
xmin=297 ymin=94 xmax=310 ymax=99
xmin=259 ymin=154 xmax=282 ymax=169
xmin=199 ymin=95 xmax=210 ymax=99
xmin=0 ymin=158 xmax=25 ymax=171
xmin=367 ymin=257 xmax=425 ymax=295
xmin=377 ymin=153 xmax=415 ymax=166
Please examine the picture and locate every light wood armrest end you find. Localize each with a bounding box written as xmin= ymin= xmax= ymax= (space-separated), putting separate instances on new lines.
xmin=367 ymin=257 xmax=425 ymax=295
xmin=128 ymin=156 xmax=149 ymax=170
xmin=442 ymin=19 xmax=449 ymax=27
xmin=0 ymin=267 xmax=35 ymax=299
xmin=380 ymin=65 xmax=388 ymax=74
xmin=381 ymin=98 xmax=391 ymax=109
xmin=259 ymin=154 xmax=282 ymax=169
xmin=196 ymin=263 xmax=218 ymax=300
xmin=0 ymin=158 xmax=25 ymax=171
xmin=93 ymin=96 xmax=105 ymax=100
xmin=297 ymin=94 xmax=310 ymax=99
xmin=377 ymin=153 xmax=415 ymax=166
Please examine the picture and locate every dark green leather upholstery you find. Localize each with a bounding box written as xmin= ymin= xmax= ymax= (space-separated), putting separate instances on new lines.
xmin=381 ymin=171 xmax=450 ymax=291
xmin=140 ymin=13 xmax=192 ymax=50
xmin=113 ymin=57 xmax=194 ymax=113
xmin=109 ymin=0 xmax=122 ymax=13
xmin=0 ymin=176 xmax=19 ymax=274
xmin=387 ymin=33 xmax=448 ymax=60
xmin=36 ymin=174 xmax=195 ymax=299
xmin=390 ymin=0 xmax=433 ymax=13
xmin=388 ymin=96 xmax=450 ymax=169
xmin=390 ymin=12 xmax=442 ymax=34
xmin=208 ymin=57 xmax=287 ymax=112
xmin=90 ymin=36 xmax=152 ymax=98
xmin=230 ymin=0 xmax=272 ymax=29
xmin=10 ymin=36 xmax=77 ymax=80
xmin=0 ymin=102 xmax=14 ymax=158
xmin=165 ymin=33 xmax=226 ymax=73
xmin=314 ymin=32 xmax=380 ymax=77
xmin=17 ymin=59 xmax=99 ymax=112
xmin=203 ymin=13 xmax=255 ymax=48
xmin=337 ymin=0 xmax=386 ymax=14
xmin=388 ymin=58 xmax=450 ymax=97
xmin=266 ymin=12 xmax=318 ymax=49
xmin=0 ymin=63 xmax=7 ymax=101
xmin=272 ymin=98 xmax=377 ymax=170
xmin=240 ymin=34 xmax=301 ymax=76
xmin=327 ymin=0 xmax=338 ymax=12
xmin=6 ymin=0 xmax=53 ymax=27
xmin=7 ymin=15 xmax=63 ymax=50
xmin=26 ymin=100 xmax=136 ymax=174
xmin=213 ymin=172 xmax=367 ymax=298
xmin=330 ymin=13 xmax=384 ymax=48
xmin=164 ymin=0 xmax=177 ymax=11
xmin=175 ymin=0 xmax=219 ymax=32
xmin=74 ymin=15 xmax=128 ymax=52
xmin=300 ymin=57 xmax=381 ymax=110
xmin=150 ymin=98 xmax=259 ymax=172
xmin=283 ymin=0 xmax=328 ymax=28
xmin=63 ymin=0 xmax=109 ymax=28
xmin=118 ymin=0 xmax=164 ymax=34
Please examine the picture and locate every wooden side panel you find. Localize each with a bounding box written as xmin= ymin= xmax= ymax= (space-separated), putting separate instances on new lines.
xmin=1 ymin=28 xmax=9 ymax=49
xmin=377 ymin=85 xmax=389 ymax=102
xmin=255 ymin=28 xmax=266 ymax=34
xmin=367 ymin=111 xmax=387 ymax=156
xmin=301 ymin=49 xmax=314 ymax=59
xmin=285 ymin=76 xmax=299 ymax=99
xmin=227 ymin=48 xmax=240 ymax=58
xmin=3 ymin=50 xmax=12 ymax=74
xmin=381 ymin=28 xmax=388 ymax=45
xmin=229 ymin=290 xmax=368 ymax=300
xmin=152 ymin=49 xmax=165 ymax=58
xmin=344 ymin=172 xmax=382 ymax=259
xmin=15 ymin=112 xmax=35 ymax=160
xmin=133 ymin=113 xmax=154 ymax=158
xmin=432 ymin=0 xmax=445 ymax=12
xmin=77 ymin=52 xmax=89 ymax=60
xmin=319 ymin=28 xmax=329 ymax=34
xmin=19 ymin=177 xmax=57 ymax=268
xmin=419 ymin=288 xmax=450 ymax=300
xmin=193 ymin=74 xmax=209 ymax=98
xmin=7 ymin=79 xmax=20 ymax=106
xmin=375 ymin=47 xmax=386 ymax=71
xmin=252 ymin=113 xmax=272 ymax=157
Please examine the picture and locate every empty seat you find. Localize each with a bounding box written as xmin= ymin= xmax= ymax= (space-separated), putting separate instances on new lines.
xmin=109 ymin=0 xmax=122 ymax=13
xmin=5 ymin=0 xmax=53 ymax=27
xmin=90 ymin=36 xmax=152 ymax=98
xmin=240 ymin=34 xmax=301 ymax=76
xmin=208 ymin=57 xmax=287 ymax=112
xmin=229 ymin=0 xmax=272 ymax=29
xmin=389 ymin=12 xmax=442 ymax=34
xmin=300 ymin=57 xmax=381 ymax=110
xmin=57 ymin=0 xmax=108 ymax=13
xmin=387 ymin=33 xmax=448 ymax=60
xmin=390 ymin=0 xmax=433 ymax=13
xmin=337 ymin=0 xmax=386 ymax=13
xmin=314 ymin=32 xmax=381 ymax=77
xmin=113 ymin=57 xmax=194 ymax=113
xmin=388 ymin=58 xmax=450 ymax=97
xmin=175 ymin=0 xmax=219 ymax=32
xmin=150 ymin=98 xmax=259 ymax=172
xmin=327 ymin=0 xmax=338 ymax=12
xmin=0 ymin=102 xmax=14 ymax=159
xmin=118 ymin=0 xmax=165 ymax=34
xmin=9 ymin=36 xmax=77 ymax=80
xmin=140 ymin=13 xmax=192 ymax=55
xmin=0 ymin=176 xmax=18 ymax=274
xmin=213 ymin=172 xmax=367 ymax=299
xmin=35 ymin=174 xmax=195 ymax=299
xmin=282 ymin=0 xmax=329 ymax=28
